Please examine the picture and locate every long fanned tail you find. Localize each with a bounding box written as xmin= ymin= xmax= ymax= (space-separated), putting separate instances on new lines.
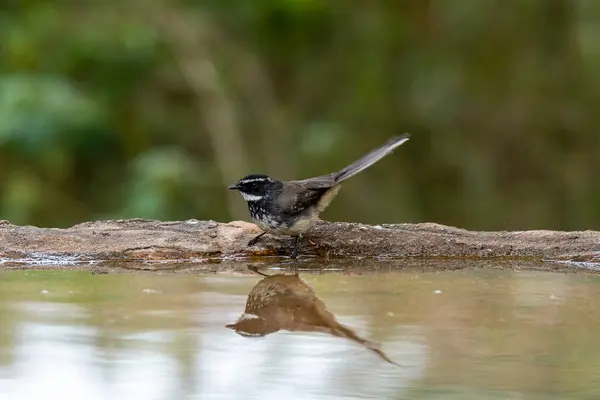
xmin=334 ymin=133 xmax=410 ymax=183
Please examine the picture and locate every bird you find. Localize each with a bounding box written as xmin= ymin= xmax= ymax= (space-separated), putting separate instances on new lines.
xmin=228 ymin=134 xmax=410 ymax=258
xmin=226 ymin=269 xmax=399 ymax=366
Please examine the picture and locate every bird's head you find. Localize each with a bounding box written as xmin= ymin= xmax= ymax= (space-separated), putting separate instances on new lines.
xmin=228 ymin=174 xmax=279 ymax=201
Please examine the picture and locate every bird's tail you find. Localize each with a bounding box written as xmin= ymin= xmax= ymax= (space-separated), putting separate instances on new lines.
xmin=334 ymin=134 xmax=410 ymax=183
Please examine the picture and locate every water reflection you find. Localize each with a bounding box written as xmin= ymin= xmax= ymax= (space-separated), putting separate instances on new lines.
xmin=0 ymin=268 xmax=600 ymax=399
xmin=226 ymin=269 xmax=399 ymax=365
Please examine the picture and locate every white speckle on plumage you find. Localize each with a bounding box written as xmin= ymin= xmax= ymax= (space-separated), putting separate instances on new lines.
xmin=249 ymin=201 xmax=282 ymax=232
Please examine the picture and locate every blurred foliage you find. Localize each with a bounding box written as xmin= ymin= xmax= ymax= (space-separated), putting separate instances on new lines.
xmin=1 ymin=0 xmax=599 ymax=230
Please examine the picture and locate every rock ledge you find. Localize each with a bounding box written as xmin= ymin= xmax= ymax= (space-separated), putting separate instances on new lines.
xmin=0 ymin=219 xmax=598 ymax=269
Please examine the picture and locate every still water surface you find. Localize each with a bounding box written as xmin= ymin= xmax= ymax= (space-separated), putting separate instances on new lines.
xmin=0 ymin=266 xmax=599 ymax=399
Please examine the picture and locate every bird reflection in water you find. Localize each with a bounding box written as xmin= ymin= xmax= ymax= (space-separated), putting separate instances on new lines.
xmin=226 ymin=266 xmax=398 ymax=366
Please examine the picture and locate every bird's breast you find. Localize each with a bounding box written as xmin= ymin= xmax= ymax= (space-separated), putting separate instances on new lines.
xmin=247 ymin=200 xmax=319 ymax=236
xmin=248 ymin=202 xmax=282 ymax=231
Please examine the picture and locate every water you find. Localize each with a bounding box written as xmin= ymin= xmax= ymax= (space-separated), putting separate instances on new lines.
xmin=0 ymin=265 xmax=599 ymax=399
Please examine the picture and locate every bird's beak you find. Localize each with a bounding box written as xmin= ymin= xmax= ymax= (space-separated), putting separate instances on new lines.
xmin=228 ymin=184 xmax=239 ymax=190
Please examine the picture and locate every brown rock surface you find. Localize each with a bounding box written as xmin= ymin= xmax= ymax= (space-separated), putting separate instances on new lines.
xmin=0 ymin=219 xmax=599 ymax=271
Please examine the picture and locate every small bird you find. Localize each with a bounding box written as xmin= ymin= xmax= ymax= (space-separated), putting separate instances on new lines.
xmin=226 ymin=270 xmax=399 ymax=366
xmin=228 ymin=134 xmax=410 ymax=258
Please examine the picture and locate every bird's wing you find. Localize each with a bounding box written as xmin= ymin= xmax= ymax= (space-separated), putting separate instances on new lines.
xmin=289 ymin=173 xmax=337 ymax=189
xmin=276 ymin=182 xmax=332 ymax=216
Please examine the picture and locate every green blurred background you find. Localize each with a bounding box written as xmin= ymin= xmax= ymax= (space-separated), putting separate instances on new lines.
xmin=1 ymin=1 xmax=599 ymax=231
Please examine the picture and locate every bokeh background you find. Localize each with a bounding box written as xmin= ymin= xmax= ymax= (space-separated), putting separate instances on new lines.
xmin=1 ymin=1 xmax=599 ymax=230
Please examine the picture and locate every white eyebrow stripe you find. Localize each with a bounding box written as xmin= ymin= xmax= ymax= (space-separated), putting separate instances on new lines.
xmin=239 ymin=178 xmax=271 ymax=184
xmin=240 ymin=312 xmax=260 ymax=321
xmin=241 ymin=192 xmax=264 ymax=201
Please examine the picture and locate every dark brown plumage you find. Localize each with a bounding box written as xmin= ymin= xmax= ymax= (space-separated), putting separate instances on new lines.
xmin=226 ymin=271 xmax=399 ymax=366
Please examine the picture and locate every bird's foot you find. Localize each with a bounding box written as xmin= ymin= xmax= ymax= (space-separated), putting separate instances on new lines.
xmin=290 ymin=235 xmax=300 ymax=259
xmin=247 ymin=265 xmax=271 ymax=276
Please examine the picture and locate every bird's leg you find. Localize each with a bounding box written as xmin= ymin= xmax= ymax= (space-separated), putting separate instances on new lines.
xmin=248 ymin=265 xmax=271 ymax=276
xmin=248 ymin=232 xmax=266 ymax=246
xmin=290 ymin=235 xmax=300 ymax=259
